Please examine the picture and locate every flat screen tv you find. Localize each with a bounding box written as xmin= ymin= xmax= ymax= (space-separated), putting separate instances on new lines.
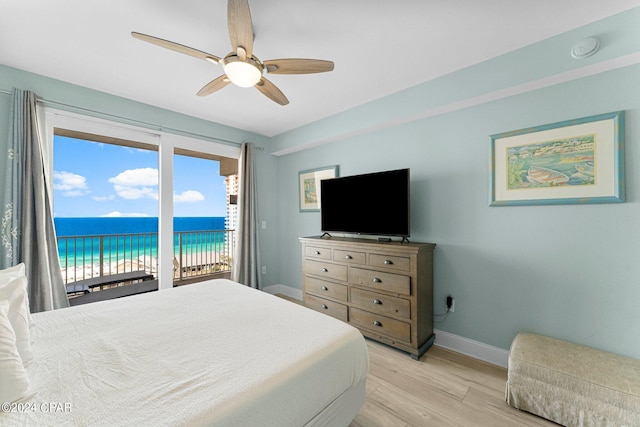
xmin=320 ymin=168 xmax=410 ymax=238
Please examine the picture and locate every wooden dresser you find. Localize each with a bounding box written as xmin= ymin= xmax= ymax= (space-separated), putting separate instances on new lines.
xmin=300 ymin=236 xmax=436 ymax=359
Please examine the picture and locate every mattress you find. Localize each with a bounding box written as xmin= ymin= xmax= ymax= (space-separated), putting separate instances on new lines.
xmin=2 ymin=279 xmax=369 ymax=426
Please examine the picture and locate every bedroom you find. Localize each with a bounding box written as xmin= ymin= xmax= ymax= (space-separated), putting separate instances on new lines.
xmin=1 ymin=1 xmax=640 ymax=426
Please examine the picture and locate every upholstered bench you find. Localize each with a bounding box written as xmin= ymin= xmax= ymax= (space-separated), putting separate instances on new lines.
xmin=506 ymin=332 xmax=640 ymax=426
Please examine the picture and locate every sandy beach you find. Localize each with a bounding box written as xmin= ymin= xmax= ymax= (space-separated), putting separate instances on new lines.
xmin=59 ymin=250 xmax=231 ymax=284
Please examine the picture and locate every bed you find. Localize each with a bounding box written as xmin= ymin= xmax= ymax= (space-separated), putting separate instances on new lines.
xmin=1 ymin=278 xmax=369 ymax=426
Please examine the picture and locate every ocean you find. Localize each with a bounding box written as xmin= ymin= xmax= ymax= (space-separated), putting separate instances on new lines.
xmin=54 ymin=217 xmax=227 ymax=236
xmin=54 ymin=217 xmax=229 ymax=268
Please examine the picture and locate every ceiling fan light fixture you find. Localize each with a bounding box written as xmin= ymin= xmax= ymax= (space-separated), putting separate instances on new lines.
xmin=132 ymin=1 xmax=333 ymax=104
xmin=223 ymin=56 xmax=262 ymax=87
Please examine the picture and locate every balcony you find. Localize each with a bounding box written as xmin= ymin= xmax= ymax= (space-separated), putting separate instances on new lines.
xmin=58 ymin=229 xmax=235 ymax=296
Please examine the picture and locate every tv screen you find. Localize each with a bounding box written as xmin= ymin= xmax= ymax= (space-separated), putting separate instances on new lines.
xmin=320 ymin=168 xmax=410 ymax=237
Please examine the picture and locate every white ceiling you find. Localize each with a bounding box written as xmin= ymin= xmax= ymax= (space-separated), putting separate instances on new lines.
xmin=1 ymin=1 xmax=639 ymax=137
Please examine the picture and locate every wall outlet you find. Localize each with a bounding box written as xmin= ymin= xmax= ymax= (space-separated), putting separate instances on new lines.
xmin=446 ymin=295 xmax=455 ymax=313
xmin=261 ymin=265 xmax=267 ymax=274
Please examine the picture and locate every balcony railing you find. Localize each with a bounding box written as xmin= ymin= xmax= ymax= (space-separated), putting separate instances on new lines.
xmin=57 ymin=229 xmax=235 ymax=285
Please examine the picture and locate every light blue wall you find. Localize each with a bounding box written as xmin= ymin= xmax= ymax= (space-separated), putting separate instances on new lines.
xmin=270 ymin=9 xmax=640 ymax=358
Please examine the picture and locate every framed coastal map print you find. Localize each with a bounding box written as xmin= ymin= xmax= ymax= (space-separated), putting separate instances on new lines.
xmin=490 ymin=111 xmax=624 ymax=206
xmin=298 ymin=165 xmax=338 ymax=212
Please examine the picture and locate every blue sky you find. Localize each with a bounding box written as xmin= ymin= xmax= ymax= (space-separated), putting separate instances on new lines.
xmin=52 ymin=136 xmax=227 ymax=218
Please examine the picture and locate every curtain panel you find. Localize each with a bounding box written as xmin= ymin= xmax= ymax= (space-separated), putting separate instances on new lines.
xmin=3 ymin=88 xmax=68 ymax=312
xmin=1 ymin=93 xmax=24 ymax=268
xmin=231 ymin=142 xmax=261 ymax=288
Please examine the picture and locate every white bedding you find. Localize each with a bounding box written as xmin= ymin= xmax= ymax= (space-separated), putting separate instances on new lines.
xmin=1 ymin=279 xmax=369 ymax=426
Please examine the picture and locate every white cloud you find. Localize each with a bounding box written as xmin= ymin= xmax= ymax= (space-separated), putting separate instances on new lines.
xmin=109 ymin=168 xmax=158 ymax=186
xmin=174 ymin=190 xmax=205 ymax=203
xmin=100 ymin=211 xmax=151 ymax=218
xmin=106 ymin=169 xmax=204 ymax=204
xmin=109 ymin=168 xmax=158 ymax=200
xmin=53 ymin=171 xmax=90 ymax=197
xmin=93 ymin=195 xmax=115 ymax=202
xmin=60 ymin=190 xmax=88 ymax=197
xmin=113 ymin=185 xmax=158 ymax=200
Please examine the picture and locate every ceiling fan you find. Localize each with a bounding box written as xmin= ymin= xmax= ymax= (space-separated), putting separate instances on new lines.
xmin=132 ymin=0 xmax=334 ymax=106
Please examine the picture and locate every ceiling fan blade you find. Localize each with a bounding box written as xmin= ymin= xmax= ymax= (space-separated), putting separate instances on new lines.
xmin=132 ymin=32 xmax=221 ymax=63
xmin=255 ymin=77 xmax=289 ymax=105
xmin=264 ymin=59 xmax=334 ymax=74
xmin=227 ymin=0 xmax=254 ymax=58
xmin=196 ymin=75 xmax=231 ymax=96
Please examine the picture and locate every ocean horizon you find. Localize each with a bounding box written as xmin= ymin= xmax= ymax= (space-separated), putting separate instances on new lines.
xmin=54 ymin=216 xmax=227 ymax=237
xmin=55 ymin=217 xmax=229 ymax=268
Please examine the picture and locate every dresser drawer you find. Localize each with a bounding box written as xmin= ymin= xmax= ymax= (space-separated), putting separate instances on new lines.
xmin=304 ymin=259 xmax=348 ymax=282
xmin=305 ymin=277 xmax=348 ymax=302
xmin=305 ymin=294 xmax=348 ymax=322
xmin=350 ymin=288 xmax=410 ymax=319
xmin=350 ymin=308 xmax=410 ymax=342
xmin=350 ymin=267 xmax=410 ymax=295
xmin=369 ymin=253 xmax=411 ymax=272
xmin=333 ymin=249 xmax=366 ymax=265
xmin=305 ymin=246 xmax=331 ymax=260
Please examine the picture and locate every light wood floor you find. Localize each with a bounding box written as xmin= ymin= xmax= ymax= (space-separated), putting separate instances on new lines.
xmin=349 ymin=340 xmax=557 ymax=427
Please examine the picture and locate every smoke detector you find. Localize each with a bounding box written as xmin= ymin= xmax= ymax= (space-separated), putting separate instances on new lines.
xmin=571 ymin=37 xmax=600 ymax=59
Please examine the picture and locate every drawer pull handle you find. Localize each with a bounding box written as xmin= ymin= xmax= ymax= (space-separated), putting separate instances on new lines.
xmin=321 ymin=304 xmax=328 ymax=309
xmin=373 ymin=299 xmax=382 ymax=305
xmin=372 ymin=278 xmax=382 ymax=283
xmin=321 ymin=268 xmax=328 ymax=272
xmin=372 ymin=321 xmax=382 ymax=327
xmin=345 ymin=255 xmax=352 ymax=259
xmin=321 ymin=286 xmax=328 ymax=291
xmin=315 ymin=251 xmax=321 ymax=255
xmin=384 ymin=259 xmax=393 ymax=265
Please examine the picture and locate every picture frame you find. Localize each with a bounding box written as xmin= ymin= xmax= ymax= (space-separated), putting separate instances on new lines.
xmin=490 ymin=111 xmax=624 ymax=206
xmin=298 ymin=165 xmax=339 ymax=212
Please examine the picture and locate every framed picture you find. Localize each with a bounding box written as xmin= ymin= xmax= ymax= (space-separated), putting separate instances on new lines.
xmin=298 ymin=165 xmax=339 ymax=212
xmin=490 ymin=111 xmax=624 ymax=206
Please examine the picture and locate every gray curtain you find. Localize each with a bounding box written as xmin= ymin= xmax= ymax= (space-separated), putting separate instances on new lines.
xmin=3 ymin=88 xmax=68 ymax=312
xmin=1 ymin=93 xmax=23 ymax=269
xmin=231 ymin=142 xmax=261 ymax=288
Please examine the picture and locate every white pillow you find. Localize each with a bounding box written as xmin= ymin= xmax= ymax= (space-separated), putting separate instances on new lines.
xmin=0 ymin=263 xmax=25 ymax=278
xmin=0 ymin=263 xmax=33 ymax=325
xmin=0 ymin=263 xmax=34 ymax=322
xmin=0 ymin=300 xmax=31 ymax=403
xmin=0 ymin=274 xmax=33 ymax=367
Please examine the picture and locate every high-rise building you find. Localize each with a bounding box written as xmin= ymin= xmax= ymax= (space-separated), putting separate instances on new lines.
xmin=225 ymin=174 xmax=238 ymax=250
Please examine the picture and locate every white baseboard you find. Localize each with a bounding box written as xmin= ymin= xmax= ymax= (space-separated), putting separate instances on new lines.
xmin=434 ymin=329 xmax=509 ymax=368
xmin=262 ymin=285 xmax=509 ymax=367
xmin=262 ymin=284 xmax=303 ymax=301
